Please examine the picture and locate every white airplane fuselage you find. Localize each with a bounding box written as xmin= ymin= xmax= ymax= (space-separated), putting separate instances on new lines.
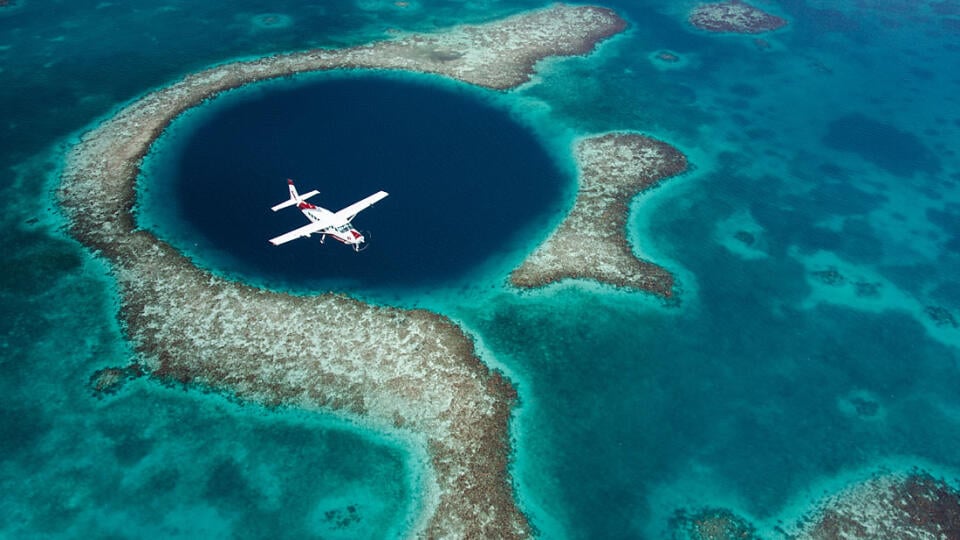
xmin=297 ymin=201 xmax=365 ymax=248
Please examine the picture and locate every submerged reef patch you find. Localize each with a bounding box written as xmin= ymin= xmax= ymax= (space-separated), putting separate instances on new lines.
xmin=793 ymin=470 xmax=960 ymax=538
xmin=666 ymin=467 xmax=960 ymax=538
xmin=823 ymin=113 xmax=941 ymax=177
xmin=250 ymin=13 xmax=293 ymax=31
xmin=689 ymin=1 xmax=787 ymax=34
xmin=926 ymin=305 xmax=959 ymax=328
xmin=649 ymin=49 xmax=694 ymax=71
xmin=511 ymin=132 xmax=687 ymax=296
xmin=836 ymin=389 xmax=885 ymax=421
xmin=89 ymin=363 xmax=143 ymax=397
xmin=669 ymin=507 xmax=760 ymax=540
xmin=58 ymin=5 xmax=627 ymax=538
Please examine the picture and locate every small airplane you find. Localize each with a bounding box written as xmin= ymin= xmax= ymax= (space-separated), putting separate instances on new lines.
xmin=269 ymin=179 xmax=388 ymax=251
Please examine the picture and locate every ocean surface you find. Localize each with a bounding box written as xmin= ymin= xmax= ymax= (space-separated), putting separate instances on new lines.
xmin=3 ymin=0 xmax=960 ymax=538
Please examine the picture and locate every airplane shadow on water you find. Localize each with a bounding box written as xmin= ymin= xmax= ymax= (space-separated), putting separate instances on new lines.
xmin=146 ymin=74 xmax=568 ymax=293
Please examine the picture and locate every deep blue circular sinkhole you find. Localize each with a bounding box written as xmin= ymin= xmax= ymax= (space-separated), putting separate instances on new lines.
xmin=143 ymin=74 xmax=567 ymax=294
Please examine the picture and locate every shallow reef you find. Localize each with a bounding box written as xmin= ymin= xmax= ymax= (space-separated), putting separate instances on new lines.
xmin=670 ymin=507 xmax=760 ymax=540
xmin=511 ymin=132 xmax=687 ymax=296
xmin=794 ymin=470 xmax=960 ymax=539
xmin=669 ymin=469 xmax=960 ymax=539
xmin=689 ymin=1 xmax=788 ymax=34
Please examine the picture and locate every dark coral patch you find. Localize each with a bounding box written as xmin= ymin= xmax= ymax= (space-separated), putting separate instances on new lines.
xmin=89 ymin=364 xmax=143 ymax=397
xmin=670 ymin=507 xmax=760 ymax=540
xmin=0 ymin=233 xmax=82 ymax=295
xmin=688 ymin=1 xmax=787 ymax=34
xmin=803 ymin=472 xmax=960 ymax=538
xmin=925 ymin=305 xmax=959 ymax=328
xmin=823 ymin=114 xmax=940 ymax=177
xmin=811 ymin=267 xmax=846 ymax=286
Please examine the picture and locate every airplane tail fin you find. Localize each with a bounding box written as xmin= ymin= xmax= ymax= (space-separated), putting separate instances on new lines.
xmin=271 ymin=179 xmax=319 ymax=212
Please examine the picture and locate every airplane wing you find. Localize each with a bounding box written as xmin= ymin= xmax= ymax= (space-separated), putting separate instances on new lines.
xmin=269 ymin=217 xmax=336 ymax=246
xmin=334 ymin=191 xmax=389 ymax=222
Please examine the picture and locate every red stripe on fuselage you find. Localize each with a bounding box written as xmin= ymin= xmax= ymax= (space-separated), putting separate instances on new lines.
xmin=298 ymin=202 xmax=317 ymax=209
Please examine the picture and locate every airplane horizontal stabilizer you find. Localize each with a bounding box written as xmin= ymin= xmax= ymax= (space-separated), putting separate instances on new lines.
xmin=270 ymin=189 xmax=320 ymax=212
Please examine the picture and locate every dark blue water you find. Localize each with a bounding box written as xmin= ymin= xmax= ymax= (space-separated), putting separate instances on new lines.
xmin=146 ymin=75 xmax=566 ymax=294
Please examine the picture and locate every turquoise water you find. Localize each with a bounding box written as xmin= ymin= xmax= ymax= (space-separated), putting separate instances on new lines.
xmin=4 ymin=0 xmax=960 ymax=538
